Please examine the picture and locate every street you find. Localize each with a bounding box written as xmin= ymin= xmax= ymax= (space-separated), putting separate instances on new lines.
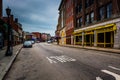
xmin=4 ymin=43 xmax=120 ymax=80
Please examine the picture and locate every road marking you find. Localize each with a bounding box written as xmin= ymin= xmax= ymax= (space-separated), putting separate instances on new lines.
xmin=102 ymin=70 xmax=120 ymax=80
xmin=96 ymin=77 xmax=103 ymax=80
xmin=108 ymin=66 xmax=120 ymax=71
xmin=46 ymin=57 xmax=57 ymax=64
xmin=47 ymin=55 xmax=76 ymax=63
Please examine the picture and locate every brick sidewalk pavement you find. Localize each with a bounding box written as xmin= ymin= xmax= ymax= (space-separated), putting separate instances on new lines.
xmin=0 ymin=44 xmax=22 ymax=80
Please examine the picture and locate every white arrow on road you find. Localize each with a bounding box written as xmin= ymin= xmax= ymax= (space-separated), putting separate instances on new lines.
xmin=102 ymin=70 xmax=120 ymax=80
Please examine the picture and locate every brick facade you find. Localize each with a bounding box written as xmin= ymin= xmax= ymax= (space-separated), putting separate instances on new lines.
xmin=75 ymin=0 xmax=120 ymax=29
xmin=65 ymin=0 xmax=74 ymax=44
xmin=56 ymin=0 xmax=120 ymax=48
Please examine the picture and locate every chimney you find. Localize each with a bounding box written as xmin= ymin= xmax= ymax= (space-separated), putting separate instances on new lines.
xmin=0 ymin=0 xmax=2 ymax=18
xmin=15 ymin=18 xmax=18 ymax=23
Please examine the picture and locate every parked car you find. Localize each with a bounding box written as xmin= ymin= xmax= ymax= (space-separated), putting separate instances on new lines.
xmin=47 ymin=40 xmax=52 ymax=43
xmin=23 ymin=41 xmax=32 ymax=48
xmin=31 ymin=40 xmax=35 ymax=44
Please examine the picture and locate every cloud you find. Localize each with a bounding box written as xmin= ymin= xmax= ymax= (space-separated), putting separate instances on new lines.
xmin=3 ymin=0 xmax=61 ymax=36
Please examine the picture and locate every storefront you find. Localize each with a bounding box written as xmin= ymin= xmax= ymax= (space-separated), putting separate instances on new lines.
xmin=73 ymin=30 xmax=82 ymax=45
xmin=96 ymin=24 xmax=116 ymax=48
xmin=73 ymin=23 xmax=117 ymax=48
xmin=84 ymin=29 xmax=94 ymax=46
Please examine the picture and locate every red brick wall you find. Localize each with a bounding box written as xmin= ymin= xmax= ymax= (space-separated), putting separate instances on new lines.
xmin=32 ymin=32 xmax=41 ymax=39
xmin=66 ymin=0 xmax=74 ymax=36
xmin=65 ymin=0 xmax=74 ymax=44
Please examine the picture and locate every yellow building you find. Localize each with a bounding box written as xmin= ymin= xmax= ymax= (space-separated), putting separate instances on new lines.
xmin=73 ymin=18 xmax=120 ymax=48
xmin=59 ymin=28 xmax=66 ymax=45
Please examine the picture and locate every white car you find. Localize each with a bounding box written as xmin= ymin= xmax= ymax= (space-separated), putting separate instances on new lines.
xmin=23 ymin=41 xmax=32 ymax=48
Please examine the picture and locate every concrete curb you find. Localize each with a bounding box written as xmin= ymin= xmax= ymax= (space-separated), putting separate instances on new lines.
xmin=52 ymin=43 xmax=120 ymax=54
xmin=0 ymin=46 xmax=22 ymax=80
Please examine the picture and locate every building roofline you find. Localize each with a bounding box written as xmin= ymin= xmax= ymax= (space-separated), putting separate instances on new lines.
xmin=58 ymin=0 xmax=64 ymax=10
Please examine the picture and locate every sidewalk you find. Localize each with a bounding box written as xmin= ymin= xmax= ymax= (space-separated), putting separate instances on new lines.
xmin=0 ymin=44 xmax=22 ymax=80
xmin=53 ymin=42 xmax=120 ymax=54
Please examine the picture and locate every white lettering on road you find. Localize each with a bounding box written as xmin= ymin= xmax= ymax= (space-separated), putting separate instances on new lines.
xmin=96 ymin=77 xmax=103 ymax=80
xmin=47 ymin=55 xmax=76 ymax=63
xmin=102 ymin=70 xmax=120 ymax=80
xmin=46 ymin=57 xmax=57 ymax=64
xmin=108 ymin=66 xmax=120 ymax=71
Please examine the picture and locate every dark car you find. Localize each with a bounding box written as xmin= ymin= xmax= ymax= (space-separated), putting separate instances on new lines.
xmin=23 ymin=41 xmax=32 ymax=48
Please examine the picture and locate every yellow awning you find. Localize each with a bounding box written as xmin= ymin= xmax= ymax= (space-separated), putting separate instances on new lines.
xmin=73 ymin=30 xmax=83 ymax=35
xmin=95 ymin=24 xmax=115 ymax=30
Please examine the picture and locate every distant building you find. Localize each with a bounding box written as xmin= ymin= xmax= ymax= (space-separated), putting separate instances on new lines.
xmin=25 ymin=32 xmax=34 ymax=41
xmin=41 ymin=33 xmax=48 ymax=42
xmin=32 ymin=32 xmax=41 ymax=41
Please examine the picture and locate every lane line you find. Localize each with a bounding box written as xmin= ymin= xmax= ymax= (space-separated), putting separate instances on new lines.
xmin=102 ymin=70 xmax=120 ymax=80
xmin=96 ymin=77 xmax=103 ymax=80
xmin=108 ymin=66 xmax=120 ymax=71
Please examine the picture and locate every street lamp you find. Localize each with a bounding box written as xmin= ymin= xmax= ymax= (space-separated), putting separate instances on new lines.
xmin=5 ymin=7 xmax=13 ymax=56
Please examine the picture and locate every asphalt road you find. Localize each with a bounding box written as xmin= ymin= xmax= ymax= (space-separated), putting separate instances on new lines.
xmin=4 ymin=43 xmax=120 ymax=80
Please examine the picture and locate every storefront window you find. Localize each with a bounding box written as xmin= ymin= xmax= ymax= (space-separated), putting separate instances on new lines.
xmin=98 ymin=33 xmax=104 ymax=43
xmin=76 ymin=36 xmax=82 ymax=42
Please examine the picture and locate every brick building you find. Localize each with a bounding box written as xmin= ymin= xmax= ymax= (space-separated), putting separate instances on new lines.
xmin=32 ymin=32 xmax=41 ymax=41
xmin=56 ymin=0 xmax=120 ymax=48
xmin=73 ymin=0 xmax=120 ymax=48
xmin=58 ymin=0 xmax=66 ymax=45
xmin=65 ymin=0 xmax=74 ymax=44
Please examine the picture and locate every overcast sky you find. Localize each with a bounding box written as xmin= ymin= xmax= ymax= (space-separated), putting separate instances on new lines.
xmin=3 ymin=0 xmax=61 ymax=36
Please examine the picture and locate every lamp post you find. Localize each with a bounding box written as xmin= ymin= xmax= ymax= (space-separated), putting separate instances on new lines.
xmin=5 ymin=7 xmax=13 ymax=56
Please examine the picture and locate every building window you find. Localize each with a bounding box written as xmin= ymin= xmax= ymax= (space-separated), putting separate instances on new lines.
xmin=76 ymin=3 xmax=82 ymax=14
xmin=85 ymin=0 xmax=89 ymax=8
xmin=90 ymin=12 xmax=94 ymax=23
xmin=79 ymin=17 xmax=82 ymax=27
xmin=90 ymin=0 xmax=94 ymax=5
xmin=79 ymin=4 xmax=82 ymax=12
xmin=76 ymin=17 xmax=82 ymax=28
xmin=107 ymin=3 xmax=112 ymax=18
xmin=85 ymin=0 xmax=94 ymax=8
xmin=76 ymin=36 xmax=82 ymax=42
xmin=86 ymin=14 xmax=89 ymax=25
xmin=99 ymin=7 xmax=105 ymax=20
xmin=76 ymin=19 xmax=79 ymax=28
xmin=61 ymin=11 xmax=64 ymax=28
